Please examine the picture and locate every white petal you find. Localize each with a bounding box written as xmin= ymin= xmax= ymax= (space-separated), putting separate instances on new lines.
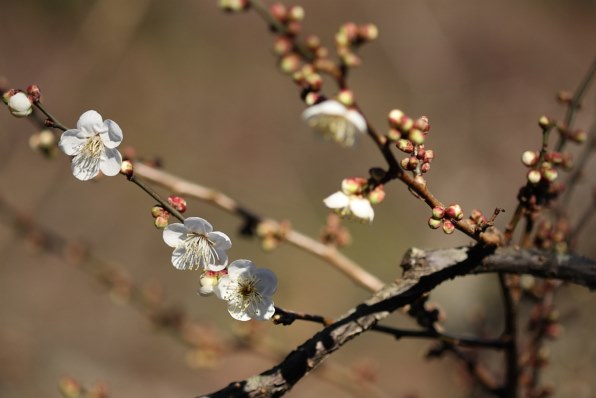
xmin=254 ymin=268 xmax=278 ymax=296
xmin=77 ymin=110 xmax=104 ymax=133
xmin=208 ymin=231 xmax=232 ymax=250
xmin=206 ymin=259 xmax=228 ymax=272
xmin=227 ymin=300 xmax=252 ymax=321
xmin=184 ymin=217 xmax=213 ymax=235
xmin=58 ymin=130 xmax=88 ymax=155
xmin=350 ymin=197 xmax=374 ymax=222
xmin=71 ymin=152 xmax=100 ymax=181
xmin=99 ymin=147 xmax=122 ymax=176
xmin=227 ymin=259 xmax=254 ymax=279
xmin=213 ymin=277 xmax=233 ymax=300
xmin=302 ymin=100 xmax=346 ymax=120
xmin=345 ymin=109 xmax=367 ymax=134
xmin=171 ymin=246 xmax=190 ymax=270
xmin=323 ymin=191 xmax=349 ymax=209
xmin=250 ymin=298 xmax=275 ymax=321
xmin=101 ymin=119 xmax=123 ymax=148
xmin=163 ymin=223 xmax=188 ymax=247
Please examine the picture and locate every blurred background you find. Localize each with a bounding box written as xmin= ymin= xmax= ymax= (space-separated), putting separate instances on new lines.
xmin=0 ymin=0 xmax=595 ymax=397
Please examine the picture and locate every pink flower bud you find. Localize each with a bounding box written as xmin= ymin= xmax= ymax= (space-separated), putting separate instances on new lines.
xmin=541 ymin=166 xmax=558 ymax=182
xmin=431 ymin=206 xmax=445 ymax=220
xmin=445 ymin=204 xmax=463 ymax=220
xmin=341 ymin=177 xmax=367 ymax=194
xmin=168 ymin=195 xmax=187 ymax=213
xmin=304 ymin=92 xmax=321 ymax=106
xmin=273 ymin=37 xmax=292 ymax=55
xmin=414 ymin=116 xmax=430 ymax=132
xmin=388 ymin=109 xmax=404 ymax=128
xmin=279 ymin=54 xmax=300 ymax=74
xmin=420 ymin=162 xmax=431 ymax=173
xmin=269 ymin=3 xmax=288 ymax=21
xmin=367 ymin=185 xmax=385 ymax=204
xmin=428 ymin=217 xmax=441 ymax=229
xmin=305 ymin=34 xmax=321 ymax=50
xmin=154 ymin=215 xmax=170 ymax=229
xmin=408 ymin=128 xmax=425 ymax=145
xmin=387 ymin=128 xmax=401 ymax=141
xmin=26 ymin=84 xmax=41 ymax=102
xmin=396 ymin=139 xmax=414 ymax=153
xmin=151 ymin=206 xmax=165 ymax=218
xmin=423 ymin=149 xmax=434 ymax=163
xmin=442 ymin=220 xmax=455 ymax=234
xmin=358 ymin=24 xmax=378 ymax=41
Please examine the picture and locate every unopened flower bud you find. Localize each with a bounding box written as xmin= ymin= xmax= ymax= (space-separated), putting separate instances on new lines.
xmin=340 ymin=51 xmax=361 ymax=67
xmin=218 ymin=0 xmax=249 ymax=12
xmin=120 ymin=160 xmax=134 ymax=178
xmin=408 ymin=128 xmax=425 ymax=145
xmin=527 ymin=169 xmax=542 ymax=184
xmin=431 ymin=206 xmax=445 ymax=220
xmin=151 ymin=205 xmax=165 ymax=218
xmin=269 ymin=2 xmax=288 ymax=21
xmin=388 ymin=109 xmax=404 ymax=127
xmin=541 ymin=166 xmax=558 ymax=182
xmin=428 ymin=217 xmax=441 ymax=229
xmin=442 ymin=220 xmax=455 ymax=234
xmin=420 ymin=162 xmax=431 ymax=173
xmin=305 ymin=34 xmax=321 ymax=50
xmin=367 ymin=185 xmax=385 ymax=204
xmin=26 ymin=84 xmax=41 ymax=102
xmin=341 ymin=177 xmax=367 ymax=194
xmin=154 ymin=215 xmax=170 ymax=229
xmin=337 ymin=89 xmax=355 ymax=107
xmin=58 ymin=377 xmax=82 ymax=398
xmin=273 ymin=37 xmax=292 ymax=55
xmin=304 ymin=91 xmax=321 ymax=106
xmin=279 ymin=53 xmax=300 ymax=74
xmin=358 ymin=23 xmax=378 ymax=41
xmin=423 ymin=149 xmax=434 ymax=163
xmin=545 ymin=151 xmax=563 ymax=165
xmin=414 ymin=116 xmax=430 ymax=132
xmin=305 ymin=73 xmax=323 ymax=91
xmin=340 ymin=22 xmax=359 ymax=42
xmin=168 ymin=195 xmax=187 ymax=213
xmin=521 ymin=150 xmax=539 ymax=167
xmin=445 ymin=204 xmax=463 ymax=220
xmin=556 ymin=91 xmax=572 ymax=104
xmin=6 ymin=91 xmax=33 ymax=117
xmin=387 ymin=128 xmax=401 ymax=141
xmin=286 ymin=21 xmax=301 ymax=36
xmin=571 ymin=130 xmax=587 ymax=143
xmin=288 ymin=5 xmax=304 ymax=21
xmin=407 ymin=156 xmax=419 ymax=170
xmin=396 ymin=139 xmax=414 ymax=153
xmin=538 ymin=115 xmax=552 ymax=129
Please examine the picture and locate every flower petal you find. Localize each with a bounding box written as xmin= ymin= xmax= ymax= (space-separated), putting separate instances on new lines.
xmin=254 ymin=268 xmax=278 ymax=296
xmin=77 ymin=110 xmax=104 ymax=133
xmin=346 ymin=109 xmax=367 ymax=134
xmin=323 ymin=191 xmax=349 ymax=209
xmin=99 ymin=147 xmax=122 ymax=176
xmin=213 ymin=277 xmax=233 ymax=300
xmin=350 ymin=197 xmax=374 ymax=222
xmin=226 ymin=259 xmax=254 ymax=279
xmin=184 ymin=217 xmax=213 ymax=235
xmin=227 ymin=300 xmax=252 ymax=321
xmin=71 ymin=151 xmax=100 ymax=181
xmin=302 ymin=100 xmax=346 ymax=120
xmin=58 ymin=129 xmax=89 ymax=155
xmin=208 ymin=231 xmax=232 ymax=250
xmin=206 ymin=258 xmax=228 ymax=272
xmin=171 ymin=246 xmax=191 ymax=270
xmin=101 ymin=119 xmax=123 ymax=148
xmin=162 ymin=223 xmax=188 ymax=247
xmin=250 ymin=297 xmax=275 ymax=321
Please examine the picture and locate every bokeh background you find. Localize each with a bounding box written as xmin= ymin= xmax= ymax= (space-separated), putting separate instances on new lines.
xmin=0 ymin=0 xmax=595 ymax=397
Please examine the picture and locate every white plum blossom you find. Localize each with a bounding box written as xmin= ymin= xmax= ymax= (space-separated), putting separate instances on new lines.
xmin=302 ymin=100 xmax=367 ymax=147
xmin=163 ymin=217 xmax=231 ymax=271
xmin=324 ymin=190 xmax=374 ymax=223
xmin=58 ymin=110 xmax=123 ymax=181
xmin=214 ymin=259 xmax=277 ymax=321
xmin=7 ymin=92 xmax=33 ymax=117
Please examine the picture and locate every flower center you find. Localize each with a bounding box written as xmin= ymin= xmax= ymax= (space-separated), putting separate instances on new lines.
xmin=82 ymin=135 xmax=104 ymax=157
xmin=72 ymin=135 xmax=105 ymax=179
xmin=308 ymin=115 xmax=355 ymax=146
xmin=180 ymin=233 xmax=219 ymax=270
xmin=234 ymin=276 xmax=263 ymax=310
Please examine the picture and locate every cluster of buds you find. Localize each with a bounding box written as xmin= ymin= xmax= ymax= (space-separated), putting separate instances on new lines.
xmin=319 ymin=213 xmax=352 ymax=247
xmin=2 ymin=85 xmax=40 ymax=117
xmin=533 ymin=218 xmax=570 ymax=253
xmin=427 ymin=204 xmax=463 ymax=234
xmin=389 ymin=109 xmax=434 ymax=179
xmin=151 ymin=195 xmax=187 ymax=229
xmin=255 ymin=219 xmax=291 ymax=251
xmin=522 ymin=150 xmax=571 ymax=186
xmin=58 ymin=377 xmax=109 ymax=398
xmin=267 ymin=3 xmax=308 ymax=75
xmin=335 ymin=22 xmax=378 ymax=67
xmin=217 ymin=0 xmax=249 ymax=13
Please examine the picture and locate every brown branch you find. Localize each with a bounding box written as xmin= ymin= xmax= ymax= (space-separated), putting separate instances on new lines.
xmin=200 ymin=245 xmax=595 ymax=397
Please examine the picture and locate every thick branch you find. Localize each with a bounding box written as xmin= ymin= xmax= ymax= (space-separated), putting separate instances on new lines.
xmin=200 ymin=246 xmax=595 ymax=397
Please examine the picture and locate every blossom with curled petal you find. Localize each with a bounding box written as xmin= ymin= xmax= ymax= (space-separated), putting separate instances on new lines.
xmin=163 ymin=217 xmax=231 ymax=271
xmin=214 ymin=259 xmax=277 ymax=321
xmin=6 ymin=92 xmax=33 ymax=118
xmin=58 ymin=110 xmax=123 ymax=181
xmin=324 ymin=191 xmax=374 ymax=223
xmin=302 ymin=100 xmax=367 ymax=147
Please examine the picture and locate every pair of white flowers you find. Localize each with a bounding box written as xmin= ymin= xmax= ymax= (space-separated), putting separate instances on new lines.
xmin=163 ymin=217 xmax=278 ymax=321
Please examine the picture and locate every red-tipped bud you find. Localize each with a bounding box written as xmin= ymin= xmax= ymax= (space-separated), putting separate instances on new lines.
xmin=445 ymin=204 xmax=463 ymax=220
xmin=541 ymin=166 xmax=558 ymax=182
xmin=154 ymin=215 xmax=170 ymax=229
xmin=388 ymin=109 xmax=404 ymax=128
xmin=168 ymin=195 xmax=187 ymax=213
xmin=571 ymin=130 xmax=587 ymax=143
xmin=420 ymin=163 xmax=431 ymax=173
xmin=58 ymin=377 xmax=82 ymax=398
xmin=521 ymin=150 xmax=539 ymax=167
xmin=527 ymin=169 xmax=542 ymax=184
xmin=367 ymin=185 xmax=385 ymax=204
xmin=273 ymin=37 xmax=292 ymax=55
xmin=286 ymin=21 xmax=302 ymax=36
xmin=120 ymin=160 xmax=134 ymax=178
xmin=305 ymin=73 xmax=323 ymax=91
xmin=396 ymin=139 xmax=414 ymax=153
xmin=414 ymin=116 xmax=430 ymax=132
xmin=305 ymin=34 xmax=321 ymax=50
xmin=339 ymin=22 xmax=359 ymax=42
xmin=279 ymin=53 xmax=301 ymax=74
xmin=304 ymin=91 xmax=321 ymax=106
xmin=26 ymin=84 xmax=41 ymax=102
xmin=387 ymin=128 xmax=401 ymax=141
xmin=269 ymin=3 xmax=288 ymax=21
xmin=422 ymin=149 xmax=434 ymax=163
xmin=431 ymin=206 xmax=445 ymax=220
xmin=358 ymin=23 xmax=378 ymax=41
xmin=556 ymin=91 xmax=572 ymax=104
xmin=428 ymin=217 xmax=441 ymax=229
xmin=341 ymin=177 xmax=367 ymax=194
xmin=218 ymin=0 xmax=249 ymax=12
xmin=442 ymin=220 xmax=455 ymax=234
xmin=545 ymin=152 xmax=563 ymax=165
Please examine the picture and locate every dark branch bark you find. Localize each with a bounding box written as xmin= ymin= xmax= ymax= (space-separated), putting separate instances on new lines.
xmin=200 ymin=245 xmax=595 ymax=397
